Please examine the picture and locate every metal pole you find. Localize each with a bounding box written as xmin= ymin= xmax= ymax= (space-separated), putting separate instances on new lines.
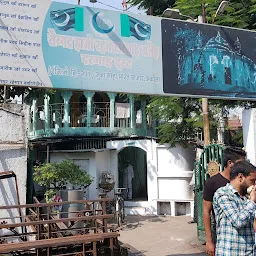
xmin=150 ymin=6 xmax=153 ymax=16
xmin=46 ymin=144 xmax=50 ymax=163
xmin=122 ymin=0 xmax=127 ymax=11
xmin=201 ymin=0 xmax=210 ymax=146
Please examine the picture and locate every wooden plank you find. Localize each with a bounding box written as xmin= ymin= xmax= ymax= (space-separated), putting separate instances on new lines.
xmin=50 ymin=215 xmax=68 ymax=230
xmin=0 ymin=232 xmax=120 ymax=253
xmin=0 ymin=214 xmax=114 ymax=229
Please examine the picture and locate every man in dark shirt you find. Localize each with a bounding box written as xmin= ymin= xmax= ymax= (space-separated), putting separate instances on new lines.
xmin=203 ymin=147 xmax=246 ymax=256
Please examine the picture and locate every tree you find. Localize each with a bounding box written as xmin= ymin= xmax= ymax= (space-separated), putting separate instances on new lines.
xmin=34 ymin=159 xmax=93 ymax=202
xmin=127 ymin=0 xmax=176 ymax=15
xmin=174 ymin=0 xmax=256 ymax=29
xmin=148 ymin=97 xmax=203 ymax=147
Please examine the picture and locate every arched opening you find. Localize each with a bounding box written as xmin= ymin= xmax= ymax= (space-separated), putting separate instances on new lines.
xmin=118 ymin=146 xmax=148 ymax=201
xmin=70 ymin=92 xmax=87 ymax=127
xmin=93 ymin=93 xmax=110 ymax=127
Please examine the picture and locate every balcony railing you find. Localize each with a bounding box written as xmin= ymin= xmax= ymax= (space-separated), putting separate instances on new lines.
xmin=27 ymin=100 xmax=154 ymax=140
xmin=34 ymin=102 xmax=143 ymax=130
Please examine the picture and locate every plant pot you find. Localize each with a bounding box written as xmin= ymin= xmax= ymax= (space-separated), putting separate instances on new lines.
xmin=59 ymin=189 xmax=85 ymax=234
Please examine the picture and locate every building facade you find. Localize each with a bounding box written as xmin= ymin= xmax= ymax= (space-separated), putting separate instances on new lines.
xmin=27 ymin=90 xmax=195 ymax=216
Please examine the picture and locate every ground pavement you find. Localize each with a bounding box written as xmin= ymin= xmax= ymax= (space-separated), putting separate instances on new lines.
xmin=119 ymin=215 xmax=207 ymax=256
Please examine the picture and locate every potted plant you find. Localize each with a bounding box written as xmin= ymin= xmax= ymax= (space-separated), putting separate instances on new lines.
xmin=34 ymin=159 xmax=93 ymax=203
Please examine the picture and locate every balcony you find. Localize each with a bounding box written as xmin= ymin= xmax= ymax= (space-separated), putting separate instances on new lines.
xmin=27 ymin=91 xmax=154 ymax=140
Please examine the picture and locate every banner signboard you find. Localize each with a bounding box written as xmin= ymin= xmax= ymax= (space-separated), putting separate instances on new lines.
xmin=0 ymin=0 xmax=162 ymax=94
xmin=1 ymin=0 xmax=256 ymax=99
xmin=162 ymin=19 xmax=256 ymax=99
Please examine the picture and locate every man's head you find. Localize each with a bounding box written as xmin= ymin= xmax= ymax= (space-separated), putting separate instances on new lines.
xmin=230 ymin=161 xmax=256 ymax=196
xmin=223 ymin=147 xmax=246 ymax=171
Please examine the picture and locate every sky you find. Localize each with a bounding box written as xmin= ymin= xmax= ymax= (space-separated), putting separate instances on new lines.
xmin=53 ymin=0 xmax=144 ymax=15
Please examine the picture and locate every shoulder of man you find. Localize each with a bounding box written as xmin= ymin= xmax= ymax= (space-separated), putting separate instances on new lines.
xmin=204 ymin=173 xmax=220 ymax=188
xmin=213 ymin=184 xmax=229 ymax=202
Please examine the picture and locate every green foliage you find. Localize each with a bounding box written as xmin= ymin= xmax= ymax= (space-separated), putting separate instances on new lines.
xmin=127 ymin=0 xmax=176 ymax=15
xmin=174 ymin=0 xmax=256 ymax=29
xmin=129 ymin=0 xmax=256 ymax=29
xmin=148 ymin=96 xmax=256 ymax=146
xmin=147 ymin=97 xmax=205 ymax=146
xmin=34 ymin=160 xmax=93 ymax=200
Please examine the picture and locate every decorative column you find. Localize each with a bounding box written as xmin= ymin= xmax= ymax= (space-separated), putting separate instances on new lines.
xmin=141 ymin=98 xmax=147 ymax=130
xmin=27 ymin=103 xmax=32 ymax=133
xmin=44 ymin=94 xmax=50 ymax=131
xmin=83 ymin=92 xmax=95 ymax=127
xmin=32 ymin=98 xmax=37 ymax=134
xmin=61 ymin=91 xmax=72 ymax=129
xmin=129 ymin=94 xmax=135 ymax=129
xmin=107 ymin=93 xmax=116 ymax=128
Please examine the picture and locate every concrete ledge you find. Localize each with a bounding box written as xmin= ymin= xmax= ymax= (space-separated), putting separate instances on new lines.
xmin=156 ymin=199 xmax=194 ymax=218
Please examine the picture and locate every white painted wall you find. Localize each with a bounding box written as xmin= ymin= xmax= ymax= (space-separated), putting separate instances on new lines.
xmin=107 ymin=139 xmax=195 ymax=215
xmin=0 ymin=106 xmax=26 ymax=144
xmin=157 ymin=145 xmax=194 ymax=201
xmin=0 ymin=106 xmax=28 ymax=235
xmin=45 ymin=139 xmax=196 ymax=216
xmin=242 ymin=109 xmax=256 ymax=165
xmin=0 ymin=148 xmax=27 ymax=206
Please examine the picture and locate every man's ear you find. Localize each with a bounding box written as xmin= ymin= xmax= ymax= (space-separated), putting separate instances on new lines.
xmin=238 ymin=173 xmax=244 ymax=182
xmin=227 ymin=160 xmax=233 ymax=166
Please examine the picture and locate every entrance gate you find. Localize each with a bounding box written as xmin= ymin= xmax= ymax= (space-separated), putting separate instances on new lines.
xmin=194 ymin=144 xmax=224 ymax=242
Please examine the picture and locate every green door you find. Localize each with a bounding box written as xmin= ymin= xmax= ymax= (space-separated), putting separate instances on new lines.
xmin=194 ymin=144 xmax=224 ymax=242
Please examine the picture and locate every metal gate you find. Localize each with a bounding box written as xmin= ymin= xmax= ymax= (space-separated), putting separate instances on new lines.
xmin=194 ymin=144 xmax=224 ymax=242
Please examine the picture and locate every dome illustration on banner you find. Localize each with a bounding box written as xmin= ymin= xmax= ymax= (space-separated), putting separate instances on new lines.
xmin=92 ymin=12 xmax=114 ymax=34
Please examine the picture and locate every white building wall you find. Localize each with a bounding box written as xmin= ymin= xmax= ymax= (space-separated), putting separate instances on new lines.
xmin=157 ymin=145 xmax=194 ymax=200
xmin=242 ymin=109 xmax=256 ymax=165
xmin=46 ymin=139 xmax=196 ymax=216
xmin=0 ymin=105 xmax=28 ymax=236
xmin=107 ymin=139 xmax=195 ymax=215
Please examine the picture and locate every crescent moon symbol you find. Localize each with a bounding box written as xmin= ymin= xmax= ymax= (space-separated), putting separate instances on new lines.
xmin=54 ymin=12 xmax=70 ymax=27
xmin=134 ymin=23 xmax=148 ymax=38
xmin=93 ymin=12 xmax=114 ymax=34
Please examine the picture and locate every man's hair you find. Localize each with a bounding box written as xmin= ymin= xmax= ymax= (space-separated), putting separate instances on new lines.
xmin=223 ymin=147 xmax=246 ymax=167
xmin=230 ymin=161 xmax=256 ymax=180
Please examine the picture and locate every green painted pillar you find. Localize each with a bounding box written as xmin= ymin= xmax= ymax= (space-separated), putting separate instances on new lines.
xmin=54 ymin=93 xmax=62 ymax=129
xmin=107 ymin=93 xmax=116 ymax=128
xmin=44 ymin=94 xmax=50 ymax=131
xmin=61 ymin=91 xmax=72 ymax=129
xmin=27 ymin=103 xmax=32 ymax=133
xmin=83 ymin=92 xmax=95 ymax=127
xmin=141 ymin=99 xmax=147 ymax=130
xmin=129 ymin=94 xmax=135 ymax=129
xmin=32 ymin=98 xmax=37 ymax=134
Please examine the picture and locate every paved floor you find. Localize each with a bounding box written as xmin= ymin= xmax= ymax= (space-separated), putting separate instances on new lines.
xmin=119 ymin=215 xmax=207 ymax=256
